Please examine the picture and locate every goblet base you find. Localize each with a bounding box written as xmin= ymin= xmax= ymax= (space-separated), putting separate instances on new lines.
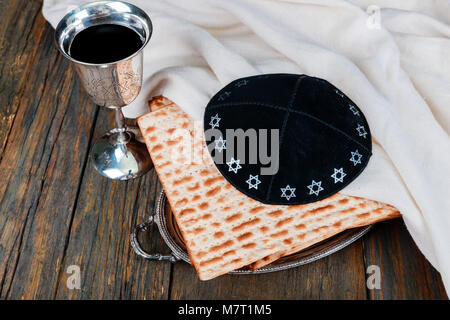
xmin=92 ymin=128 xmax=153 ymax=180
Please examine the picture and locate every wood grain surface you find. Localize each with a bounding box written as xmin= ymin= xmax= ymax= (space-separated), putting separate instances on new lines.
xmin=0 ymin=0 xmax=447 ymax=300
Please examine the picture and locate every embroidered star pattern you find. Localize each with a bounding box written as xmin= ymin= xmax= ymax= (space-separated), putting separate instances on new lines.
xmin=331 ymin=168 xmax=346 ymax=183
xmin=246 ymin=174 xmax=261 ymax=190
xmin=209 ymin=114 xmax=221 ymax=129
xmin=356 ymin=124 xmax=367 ymax=138
xmin=218 ymin=91 xmax=231 ymax=101
xmin=235 ymin=79 xmax=249 ymax=87
xmin=350 ymin=149 xmax=363 ymax=166
xmin=335 ymin=89 xmax=344 ymax=98
xmin=281 ymin=185 xmax=296 ymax=200
xmin=349 ymin=104 xmax=360 ymax=116
xmin=307 ymin=180 xmax=324 ymax=196
xmin=226 ymin=157 xmax=242 ymax=174
xmin=214 ymin=136 xmax=226 ymax=152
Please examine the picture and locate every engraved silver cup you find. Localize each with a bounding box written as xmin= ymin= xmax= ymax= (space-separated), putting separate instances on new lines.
xmin=55 ymin=1 xmax=153 ymax=180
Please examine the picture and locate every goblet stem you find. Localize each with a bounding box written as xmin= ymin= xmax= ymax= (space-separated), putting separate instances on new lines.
xmin=113 ymin=107 xmax=129 ymax=143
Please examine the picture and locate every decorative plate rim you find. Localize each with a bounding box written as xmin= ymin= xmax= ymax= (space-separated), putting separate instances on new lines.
xmin=153 ymin=190 xmax=373 ymax=275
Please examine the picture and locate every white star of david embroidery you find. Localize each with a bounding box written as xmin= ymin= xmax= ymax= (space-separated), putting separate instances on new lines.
xmin=246 ymin=174 xmax=261 ymax=190
xmin=356 ymin=124 xmax=368 ymax=138
xmin=218 ymin=91 xmax=231 ymax=101
xmin=349 ymin=104 xmax=360 ymax=116
xmin=331 ymin=168 xmax=346 ymax=183
xmin=350 ymin=149 xmax=363 ymax=166
xmin=281 ymin=185 xmax=296 ymax=200
xmin=235 ymin=80 xmax=249 ymax=87
xmin=307 ymin=180 xmax=324 ymax=196
xmin=335 ymin=89 xmax=344 ymax=98
xmin=214 ymin=136 xmax=226 ymax=152
xmin=209 ymin=114 xmax=221 ymax=129
xmin=226 ymin=157 xmax=242 ymax=174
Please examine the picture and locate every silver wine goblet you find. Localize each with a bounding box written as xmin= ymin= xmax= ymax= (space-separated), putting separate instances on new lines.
xmin=55 ymin=1 xmax=153 ymax=180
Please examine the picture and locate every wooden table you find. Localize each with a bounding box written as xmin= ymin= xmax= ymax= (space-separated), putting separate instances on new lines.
xmin=0 ymin=0 xmax=447 ymax=300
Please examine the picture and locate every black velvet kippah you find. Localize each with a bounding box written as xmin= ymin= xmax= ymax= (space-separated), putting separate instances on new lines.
xmin=203 ymin=74 xmax=372 ymax=205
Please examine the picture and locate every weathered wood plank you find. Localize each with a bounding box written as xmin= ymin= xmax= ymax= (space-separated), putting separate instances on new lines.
xmin=363 ymin=219 xmax=448 ymax=299
xmin=0 ymin=0 xmax=171 ymax=300
xmin=0 ymin=15 xmax=98 ymax=299
xmin=0 ymin=0 xmax=45 ymax=158
xmin=170 ymin=240 xmax=367 ymax=299
xmin=53 ymin=109 xmax=171 ymax=299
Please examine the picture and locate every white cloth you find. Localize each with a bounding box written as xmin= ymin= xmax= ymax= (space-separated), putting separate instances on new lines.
xmin=43 ymin=0 xmax=450 ymax=294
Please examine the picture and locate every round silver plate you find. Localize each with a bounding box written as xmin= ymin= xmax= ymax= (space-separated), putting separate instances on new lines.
xmin=131 ymin=190 xmax=373 ymax=274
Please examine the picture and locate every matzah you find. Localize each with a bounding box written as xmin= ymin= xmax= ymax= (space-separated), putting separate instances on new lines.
xmin=138 ymin=97 xmax=400 ymax=280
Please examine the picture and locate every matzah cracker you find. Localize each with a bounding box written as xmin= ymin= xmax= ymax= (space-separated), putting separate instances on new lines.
xmin=138 ymin=98 xmax=400 ymax=280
